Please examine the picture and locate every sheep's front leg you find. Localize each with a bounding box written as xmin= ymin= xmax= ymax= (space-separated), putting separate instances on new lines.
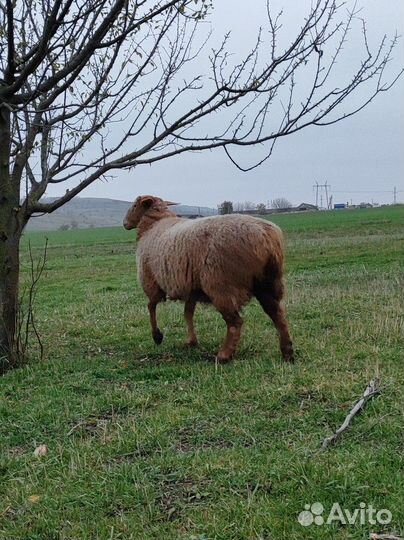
xmin=184 ymin=298 xmax=198 ymax=347
xmin=148 ymin=301 xmax=163 ymax=345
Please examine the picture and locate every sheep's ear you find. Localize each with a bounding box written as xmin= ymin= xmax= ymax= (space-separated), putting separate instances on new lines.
xmin=140 ymin=196 xmax=155 ymax=208
xmin=165 ymin=200 xmax=179 ymax=206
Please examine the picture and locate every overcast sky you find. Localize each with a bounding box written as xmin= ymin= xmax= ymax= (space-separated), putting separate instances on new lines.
xmin=48 ymin=1 xmax=404 ymax=208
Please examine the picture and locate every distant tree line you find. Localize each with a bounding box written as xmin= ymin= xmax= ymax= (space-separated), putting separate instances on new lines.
xmin=58 ymin=221 xmax=79 ymax=231
xmin=219 ymin=198 xmax=292 ymax=215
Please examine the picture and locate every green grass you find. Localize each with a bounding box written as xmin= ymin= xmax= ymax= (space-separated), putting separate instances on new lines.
xmin=1 ymin=206 xmax=403 ymax=540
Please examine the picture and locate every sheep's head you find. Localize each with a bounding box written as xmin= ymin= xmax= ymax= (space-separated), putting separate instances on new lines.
xmin=123 ymin=195 xmax=177 ymax=229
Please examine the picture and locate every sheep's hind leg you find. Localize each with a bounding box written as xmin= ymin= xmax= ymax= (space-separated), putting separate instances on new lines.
xmin=256 ymin=290 xmax=294 ymax=362
xmin=184 ymin=297 xmax=198 ymax=347
xmin=215 ymin=309 xmax=243 ymax=364
xmin=148 ymin=299 xmax=164 ymax=345
xmin=202 ymin=284 xmax=245 ymax=363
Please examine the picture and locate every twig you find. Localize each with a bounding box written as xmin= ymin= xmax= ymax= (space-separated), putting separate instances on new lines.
xmin=16 ymin=239 xmax=48 ymax=362
xmin=321 ymin=378 xmax=380 ymax=449
xmin=67 ymin=421 xmax=86 ymax=436
xmin=370 ymin=534 xmax=404 ymax=540
xmin=0 ymin=505 xmax=11 ymax=518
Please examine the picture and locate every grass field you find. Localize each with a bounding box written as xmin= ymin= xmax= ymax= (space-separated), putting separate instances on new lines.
xmin=1 ymin=206 xmax=403 ymax=540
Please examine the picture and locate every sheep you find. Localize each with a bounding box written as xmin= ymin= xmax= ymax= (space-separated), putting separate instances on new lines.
xmin=123 ymin=195 xmax=294 ymax=363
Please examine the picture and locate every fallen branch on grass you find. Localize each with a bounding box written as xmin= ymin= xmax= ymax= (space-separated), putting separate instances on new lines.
xmin=321 ymin=378 xmax=380 ymax=450
xmin=370 ymin=534 xmax=404 ymax=540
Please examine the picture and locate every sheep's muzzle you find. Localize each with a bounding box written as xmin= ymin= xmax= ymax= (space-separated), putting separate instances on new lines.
xmin=123 ymin=219 xmax=133 ymax=230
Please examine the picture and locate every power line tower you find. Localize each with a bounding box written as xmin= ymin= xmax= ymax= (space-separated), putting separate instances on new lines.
xmin=313 ymin=181 xmax=331 ymax=209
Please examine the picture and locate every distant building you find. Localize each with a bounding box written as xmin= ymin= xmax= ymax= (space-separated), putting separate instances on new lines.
xmin=233 ymin=202 xmax=322 ymax=215
xmin=359 ymin=202 xmax=373 ymax=209
xmin=296 ymin=203 xmax=319 ymax=211
xmin=334 ymin=203 xmax=346 ymax=209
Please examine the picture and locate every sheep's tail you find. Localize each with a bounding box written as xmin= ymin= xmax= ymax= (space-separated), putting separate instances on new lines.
xmin=254 ymin=225 xmax=285 ymax=299
xmin=265 ymin=223 xmax=285 ymax=273
xmin=273 ymin=225 xmax=285 ymax=269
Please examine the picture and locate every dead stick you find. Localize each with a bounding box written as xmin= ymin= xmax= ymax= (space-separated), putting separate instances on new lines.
xmin=321 ymin=378 xmax=380 ymax=450
xmin=370 ymin=534 xmax=404 ymax=540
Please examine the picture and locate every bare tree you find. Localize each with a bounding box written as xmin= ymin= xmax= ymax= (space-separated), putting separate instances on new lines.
xmin=256 ymin=203 xmax=267 ymax=214
xmin=271 ymin=197 xmax=292 ymax=209
xmin=244 ymin=201 xmax=256 ymax=211
xmin=0 ymin=0 xmax=401 ymax=365
xmin=234 ymin=201 xmax=256 ymax=212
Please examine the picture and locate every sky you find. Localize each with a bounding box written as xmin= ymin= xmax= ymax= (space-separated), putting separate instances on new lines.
xmin=47 ymin=0 xmax=404 ymax=208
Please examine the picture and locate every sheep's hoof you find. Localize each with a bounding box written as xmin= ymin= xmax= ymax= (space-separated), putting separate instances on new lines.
xmin=282 ymin=346 xmax=295 ymax=363
xmin=153 ymin=329 xmax=164 ymax=345
xmin=185 ymin=338 xmax=198 ymax=348
xmin=215 ymin=352 xmax=233 ymax=364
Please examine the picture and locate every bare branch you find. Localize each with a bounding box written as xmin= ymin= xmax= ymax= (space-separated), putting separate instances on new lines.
xmin=0 ymin=0 xmax=400 ymax=219
xmin=321 ymin=378 xmax=381 ymax=450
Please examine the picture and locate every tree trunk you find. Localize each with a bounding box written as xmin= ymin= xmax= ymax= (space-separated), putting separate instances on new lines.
xmin=0 ymin=103 xmax=22 ymax=371
xmin=0 ymin=221 xmax=21 ymax=370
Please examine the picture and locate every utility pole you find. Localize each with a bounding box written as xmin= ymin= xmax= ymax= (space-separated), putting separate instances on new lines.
xmin=393 ymin=186 xmax=397 ymax=205
xmin=313 ymin=181 xmax=331 ymax=209
xmin=314 ymin=182 xmax=319 ymax=207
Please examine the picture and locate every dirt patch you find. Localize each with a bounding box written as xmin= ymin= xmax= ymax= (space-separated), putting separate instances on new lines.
xmin=109 ymin=445 xmax=163 ymax=464
xmin=67 ymin=406 xmax=129 ymax=438
xmin=173 ymin=422 xmax=256 ymax=453
xmin=157 ymin=476 xmax=211 ymax=521
xmin=6 ymin=445 xmax=29 ymax=458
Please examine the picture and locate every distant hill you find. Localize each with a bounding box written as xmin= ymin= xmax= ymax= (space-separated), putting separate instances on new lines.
xmin=26 ymin=197 xmax=217 ymax=231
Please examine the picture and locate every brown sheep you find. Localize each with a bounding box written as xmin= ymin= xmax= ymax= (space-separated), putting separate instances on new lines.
xmin=124 ymin=195 xmax=294 ymax=363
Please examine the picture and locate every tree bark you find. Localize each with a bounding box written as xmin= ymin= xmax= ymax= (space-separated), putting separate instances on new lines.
xmin=0 ymin=103 xmax=22 ymax=370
